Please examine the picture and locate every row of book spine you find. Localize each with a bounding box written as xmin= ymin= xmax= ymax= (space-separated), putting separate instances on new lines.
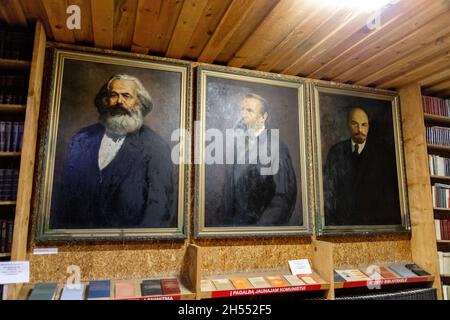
xmin=0 ymin=121 xmax=24 ymax=152
xmin=428 ymin=154 xmax=450 ymax=176
xmin=431 ymin=184 xmax=450 ymax=208
xmin=438 ymin=252 xmax=450 ymax=275
xmin=425 ymin=126 xmax=450 ymax=146
xmin=435 ymin=219 xmax=450 ymax=240
xmin=423 ymin=95 xmax=450 ymax=117
xmin=0 ymin=30 xmax=33 ymax=61
xmin=0 ymin=169 xmax=19 ymax=201
xmin=0 ymin=219 xmax=13 ymax=253
xmin=0 ymin=76 xmax=28 ymax=105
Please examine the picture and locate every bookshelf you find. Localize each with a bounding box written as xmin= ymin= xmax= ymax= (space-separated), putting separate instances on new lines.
xmin=421 ymin=93 xmax=450 ymax=300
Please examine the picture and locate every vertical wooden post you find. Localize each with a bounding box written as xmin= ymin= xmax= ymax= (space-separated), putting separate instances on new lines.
xmin=398 ymin=82 xmax=442 ymax=299
xmin=312 ymin=239 xmax=335 ymax=300
xmin=7 ymin=21 xmax=46 ymax=300
xmin=181 ymin=244 xmax=201 ymax=299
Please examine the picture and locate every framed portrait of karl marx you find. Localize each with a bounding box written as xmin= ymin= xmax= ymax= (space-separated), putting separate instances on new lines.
xmin=311 ymin=82 xmax=410 ymax=236
xmin=35 ymin=47 xmax=191 ymax=241
xmin=194 ymin=65 xmax=312 ymax=238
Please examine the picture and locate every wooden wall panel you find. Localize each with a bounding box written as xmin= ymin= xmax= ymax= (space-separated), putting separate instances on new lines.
xmin=42 ymin=0 xmax=75 ymax=43
xmin=91 ymin=0 xmax=114 ymax=49
xmin=68 ymin=0 xmax=94 ymax=44
xmin=113 ymin=0 xmax=138 ymax=50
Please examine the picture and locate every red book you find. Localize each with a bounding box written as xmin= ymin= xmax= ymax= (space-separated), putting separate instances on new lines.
xmin=379 ymin=266 xmax=399 ymax=279
xmin=160 ymin=278 xmax=181 ymax=295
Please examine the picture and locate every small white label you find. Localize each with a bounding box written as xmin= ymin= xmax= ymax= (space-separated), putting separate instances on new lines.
xmin=288 ymin=259 xmax=312 ymax=275
xmin=33 ymin=248 xmax=58 ymax=255
xmin=0 ymin=261 xmax=30 ymax=284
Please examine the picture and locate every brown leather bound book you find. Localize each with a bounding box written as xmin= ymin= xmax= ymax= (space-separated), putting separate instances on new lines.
xmin=160 ymin=278 xmax=181 ymax=295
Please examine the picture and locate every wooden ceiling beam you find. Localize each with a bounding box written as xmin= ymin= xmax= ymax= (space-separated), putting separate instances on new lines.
xmin=166 ymin=0 xmax=209 ymax=59
xmin=334 ymin=7 xmax=450 ymax=83
xmin=68 ymin=0 xmax=94 ymax=44
xmin=423 ymin=79 xmax=450 ymax=96
xmin=198 ymin=0 xmax=257 ymax=63
xmin=227 ymin=0 xmax=308 ymax=69
xmin=91 ymin=0 xmax=114 ymax=49
xmin=42 ymin=0 xmax=75 ymax=43
xmin=0 ymin=0 xmax=28 ymax=27
xmin=130 ymin=0 xmax=160 ymax=54
xmin=113 ymin=0 xmax=138 ymax=50
xmin=357 ymin=31 xmax=450 ymax=87
xmin=378 ymin=52 xmax=450 ymax=89
xmin=19 ymin=0 xmax=54 ymax=39
xmin=419 ymin=68 xmax=450 ymax=88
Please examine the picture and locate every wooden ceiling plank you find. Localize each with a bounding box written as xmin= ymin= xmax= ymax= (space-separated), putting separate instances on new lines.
xmin=436 ymin=89 xmax=450 ymax=98
xmin=0 ymin=0 xmax=28 ymax=27
xmin=306 ymin=0 xmax=422 ymax=78
xmin=378 ymin=53 xmax=450 ymax=89
xmin=227 ymin=0 xmax=310 ymax=69
xmin=91 ymin=0 xmax=114 ymax=49
xmin=280 ymin=7 xmax=372 ymax=76
xmin=67 ymin=0 xmax=94 ymax=44
xmin=198 ymin=0 xmax=257 ymax=63
xmin=131 ymin=0 xmax=161 ymax=54
xmin=113 ymin=0 xmax=138 ymax=50
xmin=423 ymin=79 xmax=450 ymax=95
xmin=42 ymin=0 xmax=76 ymax=43
xmin=215 ymin=0 xmax=278 ymax=64
xmin=183 ymin=0 xmax=233 ymax=59
xmin=357 ymin=32 xmax=450 ymax=87
xmin=19 ymin=0 xmax=54 ymax=39
xmin=149 ymin=0 xmax=184 ymax=54
xmin=419 ymin=69 xmax=450 ymax=87
xmin=256 ymin=3 xmax=333 ymax=72
xmin=166 ymin=0 xmax=209 ymax=59
xmin=318 ymin=0 xmax=449 ymax=81
xmin=334 ymin=8 xmax=450 ymax=83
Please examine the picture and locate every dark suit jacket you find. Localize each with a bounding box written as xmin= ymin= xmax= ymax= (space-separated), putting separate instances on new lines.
xmin=50 ymin=123 xmax=176 ymax=229
xmin=323 ymin=138 xmax=401 ymax=226
xmin=222 ymin=129 xmax=298 ymax=226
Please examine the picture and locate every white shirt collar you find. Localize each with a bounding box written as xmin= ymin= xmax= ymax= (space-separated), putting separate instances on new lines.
xmin=98 ymin=133 xmax=126 ymax=170
xmin=351 ymin=139 xmax=366 ymax=154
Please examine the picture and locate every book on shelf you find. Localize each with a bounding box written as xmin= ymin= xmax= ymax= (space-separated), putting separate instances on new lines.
xmin=378 ymin=266 xmax=400 ymax=279
xmin=444 ymin=285 xmax=449 ymax=300
xmin=247 ymin=276 xmax=270 ymax=289
xmin=200 ymin=279 xmax=215 ymax=292
xmin=28 ymin=283 xmax=59 ymax=300
xmin=60 ymin=284 xmax=85 ymax=300
xmin=0 ymin=219 xmax=13 ymax=253
xmin=283 ymin=274 xmax=305 ymax=286
xmin=429 ymin=154 xmax=450 ymax=177
xmin=160 ymin=278 xmax=181 ymax=295
xmin=140 ymin=279 xmax=162 ymax=296
xmin=431 ymin=183 xmax=450 ymax=209
xmin=229 ymin=276 xmax=253 ymax=290
xmin=265 ymin=276 xmax=288 ymax=287
xmin=435 ymin=219 xmax=450 ymax=240
xmin=298 ymin=274 xmax=319 ymax=285
xmin=404 ymin=264 xmax=430 ymax=276
xmin=388 ymin=264 xmax=420 ymax=278
xmin=87 ymin=280 xmax=110 ymax=300
xmin=335 ymin=269 xmax=369 ymax=281
xmin=423 ymin=96 xmax=450 ymax=117
xmin=438 ymin=252 xmax=450 ymax=275
xmin=115 ymin=282 xmax=137 ymax=299
xmin=425 ymin=126 xmax=450 ymax=146
xmin=0 ymin=29 xmax=33 ymax=60
xmin=211 ymin=278 xmax=235 ymax=291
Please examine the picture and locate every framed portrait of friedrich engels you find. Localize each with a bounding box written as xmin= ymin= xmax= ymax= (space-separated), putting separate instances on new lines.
xmin=35 ymin=47 xmax=191 ymax=241
xmin=194 ymin=65 xmax=312 ymax=238
xmin=312 ymin=82 xmax=410 ymax=236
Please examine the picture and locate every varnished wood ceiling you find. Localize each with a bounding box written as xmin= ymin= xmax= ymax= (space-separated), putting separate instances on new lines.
xmin=1 ymin=0 xmax=450 ymax=97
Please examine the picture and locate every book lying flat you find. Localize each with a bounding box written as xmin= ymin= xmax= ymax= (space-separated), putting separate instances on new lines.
xmin=212 ymin=278 xmax=235 ymax=291
xmin=200 ymin=280 xmax=215 ymax=292
xmin=60 ymin=284 xmax=85 ymax=300
xmin=333 ymin=271 xmax=347 ymax=283
xmin=404 ymin=264 xmax=430 ymax=276
xmin=335 ymin=269 xmax=369 ymax=281
xmin=140 ymin=279 xmax=162 ymax=296
xmin=160 ymin=278 xmax=181 ymax=295
xmin=87 ymin=280 xmax=111 ymax=300
xmin=283 ymin=275 xmax=305 ymax=286
xmin=230 ymin=277 xmax=253 ymax=289
xmin=379 ymin=266 xmax=399 ymax=279
xmin=298 ymin=274 xmax=319 ymax=285
xmin=28 ymin=283 xmax=59 ymax=300
xmin=266 ymin=276 xmax=288 ymax=287
xmin=388 ymin=264 xmax=419 ymax=278
xmin=115 ymin=282 xmax=137 ymax=299
xmin=247 ymin=276 xmax=270 ymax=288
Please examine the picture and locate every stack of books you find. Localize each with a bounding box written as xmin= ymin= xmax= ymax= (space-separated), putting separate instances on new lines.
xmin=201 ymin=273 xmax=320 ymax=292
xmin=0 ymin=218 xmax=14 ymax=253
xmin=0 ymin=121 xmax=25 ymax=152
xmin=435 ymin=219 xmax=450 ymax=240
xmin=429 ymin=154 xmax=450 ymax=177
xmin=0 ymin=77 xmax=28 ymax=105
xmin=423 ymin=96 xmax=450 ymax=117
xmin=438 ymin=252 xmax=450 ymax=275
xmin=425 ymin=126 xmax=450 ymax=146
xmin=0 ymin=169 xmax=19 ymax=201
xmin=0 ymin=30 xmax=33 ymax=61
xmin=334 ymin=263 xmax=430 ymax=282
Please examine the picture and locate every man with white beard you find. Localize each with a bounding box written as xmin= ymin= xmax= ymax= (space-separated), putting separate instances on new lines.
xmin=51 ymin=74 xmax=176 ymax=229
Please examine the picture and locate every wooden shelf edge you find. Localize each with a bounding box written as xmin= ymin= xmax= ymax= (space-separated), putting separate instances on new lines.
xmin=120 ymin=293 xmax=196 ymax=301
xmin=0 ymin=253 xmax=11 ymax=258
xmin=428 ymin=144 xmax=450 ymax=152
xmin=424 ymin=113 xmax=450 ymax=125
xmin=0 ymin=104 xmax=26 ymax=112
xmin=0 ymin=201 xmax=16 ymax=206
xmin=0 ymin=58 xmax=31 ymax=70
xmin=0 ymin=152 xmax=21 ymax=157
xmin=437 ymin=240 xmax=450 ymax=244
